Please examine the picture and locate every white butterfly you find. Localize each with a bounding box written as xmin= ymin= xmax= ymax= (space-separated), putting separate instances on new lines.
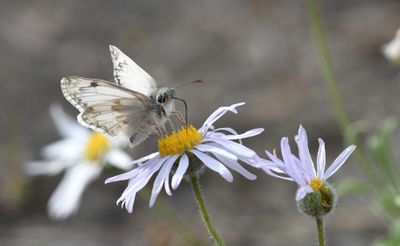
xmin=61 ymin=45 xmax=179 ymax=147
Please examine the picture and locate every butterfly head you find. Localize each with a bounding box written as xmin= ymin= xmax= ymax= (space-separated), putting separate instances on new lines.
xmin=155 ymin=87 xmax=176 ymax=105
xmin=153 ymin=87 xmax=176 ymax=117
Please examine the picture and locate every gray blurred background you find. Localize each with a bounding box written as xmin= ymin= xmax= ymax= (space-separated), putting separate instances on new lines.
xmin=1 ymin=0 xmax=400 ymax=245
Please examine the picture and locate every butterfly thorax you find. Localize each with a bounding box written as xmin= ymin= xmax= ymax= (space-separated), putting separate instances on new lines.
xmin=150 ymin=87 xmax=176 ymax=117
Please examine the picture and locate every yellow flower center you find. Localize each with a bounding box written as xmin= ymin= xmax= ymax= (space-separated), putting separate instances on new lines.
xmin=84 ymin=132 xmax=109 ymax=161
xmin=158 ymin=125 xmax=202 ymax=156
xmin=309 ymin=177 xmax=323 ymax=192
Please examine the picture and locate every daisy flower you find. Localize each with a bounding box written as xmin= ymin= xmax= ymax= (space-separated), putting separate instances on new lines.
xmin=106 ymin=102 xmax=264 ymax=213
xmin=261 ymin=125 xmax=356 ymax=202
xmin=26 ymin=104 xmax=132 ymax=219
xmin=383 ymin=28 xmax=400 ymax=64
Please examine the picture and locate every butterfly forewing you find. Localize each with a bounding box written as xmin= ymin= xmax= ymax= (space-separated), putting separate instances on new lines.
xmin=109 ymin=45 xmax=157 ymax=96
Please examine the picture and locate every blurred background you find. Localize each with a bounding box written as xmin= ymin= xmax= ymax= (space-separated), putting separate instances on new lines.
xmin=1 ymin=0 xmax=400 ymax=245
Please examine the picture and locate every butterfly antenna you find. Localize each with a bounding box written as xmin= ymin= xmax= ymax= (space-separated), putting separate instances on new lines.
xmin=175 ymin=80 xmax=204 ymax=89
xmin=172 ymin=97 xmax=188 ymax=126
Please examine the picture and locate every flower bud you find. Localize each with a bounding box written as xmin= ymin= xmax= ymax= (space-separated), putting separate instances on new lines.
xmin=297 ymin=183 xmax=336 ymax=217
xmin=186 ymin=152 xmax=206 ymax=177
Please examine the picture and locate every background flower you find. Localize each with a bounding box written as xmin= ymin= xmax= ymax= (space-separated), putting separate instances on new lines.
xmin=25 ymin=104 xmax=132 ymax=219
xmin=261 ymin=125 xmax=355 ymax=201
xmin=383 ymin=28 xmax=400 ymax=64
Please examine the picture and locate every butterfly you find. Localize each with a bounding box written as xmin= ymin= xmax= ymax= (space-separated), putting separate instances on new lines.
xmin=61 ymin=45 xmax=183 ymax=147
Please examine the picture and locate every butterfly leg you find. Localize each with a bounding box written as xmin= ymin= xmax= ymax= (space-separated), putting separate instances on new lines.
xmin=153 ymin=117 xmax=165 ymax=138
xmin=168 ymin=119 xmax=177 ymax=132
xmin=171 ymin=111 xmax=186 ymax=125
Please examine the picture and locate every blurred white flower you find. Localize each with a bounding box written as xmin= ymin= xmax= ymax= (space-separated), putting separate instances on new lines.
xmin=383 ymin=29 xmax=400 ymax=64
xmin=26 ymin=104 xmax=132 ymax=220
xmin=260 ymin=125 xmax=355 ymax=201
xmin=106 ymin=102 xmax=264 ymax=213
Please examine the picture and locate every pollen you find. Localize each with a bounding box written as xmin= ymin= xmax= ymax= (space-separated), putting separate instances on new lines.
xmin=309 ymin=177 xmax=323 ymax=192
xmin=84 ymin=132 xmax=109 ymax=161
xmin=158 ymin=125 xmax=202 ymax=156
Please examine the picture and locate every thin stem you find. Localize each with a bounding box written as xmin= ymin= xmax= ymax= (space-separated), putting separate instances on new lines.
xmin=305 ymin=0 xmax=380 ymax=187
xmin=306 ymin=0 xmax=350 ymax=135
xmin=316 ymin=217 xmax=325 ymax=246
xmin=139 ymin=188 xmax=204 ymax=246
xmin=191 ymin=175 xmax=225 ymax=246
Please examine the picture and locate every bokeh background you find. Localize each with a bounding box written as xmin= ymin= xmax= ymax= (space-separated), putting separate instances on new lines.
xmin=1 ymin=0 xmax=400 ymax=245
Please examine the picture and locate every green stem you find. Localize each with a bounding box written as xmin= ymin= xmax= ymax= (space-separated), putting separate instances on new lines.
xmin=306 ymin=0 xmax=350 ymax=135
xmin=316 ymin=217 xmax=325 ymax=246
xmin=191 ymin=176 xmax=225 ymax=246
xmin=305 ymin=0 xmax=380 ymax=187
xmin=139 ymin=187 xmax=204 ymax=246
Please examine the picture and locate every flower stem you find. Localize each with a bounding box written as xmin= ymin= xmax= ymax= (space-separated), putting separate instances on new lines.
xmin=305 ymin=0 xmax=379 ymax=187
xmin=190 ymin=175 xmax=225 ymax=246
xmin=316 ymin=217 xmax=325 ymax=246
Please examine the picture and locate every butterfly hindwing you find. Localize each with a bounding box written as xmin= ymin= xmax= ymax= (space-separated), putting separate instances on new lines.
xmin=61 ymin=76 xmax=155 ymax=140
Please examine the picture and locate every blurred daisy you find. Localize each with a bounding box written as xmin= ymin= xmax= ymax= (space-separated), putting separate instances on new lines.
xmin=261 ymin=125 xmax=356 ymax=201
xmin=26 ymin=104 xmax=132 ymax=220
xmin=106 ymin=102 xmax=264 ymax=213
xmin=383 ymin=28 xmax=400 ymax=64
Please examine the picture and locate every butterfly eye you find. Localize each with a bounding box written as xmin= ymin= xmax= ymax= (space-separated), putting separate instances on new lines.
xmin=157 ymin=95 xmax=166 ymax=103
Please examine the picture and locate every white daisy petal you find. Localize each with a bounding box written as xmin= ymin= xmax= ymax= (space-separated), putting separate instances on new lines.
xmin=199 ymin=102 xmax=245 ymax=133
xmin=195 ymin=144 xmax=238 ymax=160
xmin=150 ymin=155 xmax=179 ymax=206
xmin=118 ymin=158 xmax=166 ymax=204
xmin=256 ymin=155 xmax=287 ymax=173
xmin=105 ymin=149 xmax=132 ymax=170
xmin=124 ymin=193 xmax=137 ymax=214
xmin=316 ymin=139 xmax=326 ymax=178
xmin=262 ymin=166 xmax=294 ymax=181
xmin=163 ymin=155 xmax=179 ymax=196
xmin=42 ymin=139 xmax=82 ymax=161
xmin=119 ymin=175 xmax=152 ymax=213
xmin=206 ymin=138 xmax=256 ymax=158
xmin=171 ymin=155 xmax=189 ymax=190
xmin=191 ymin=150 xmax=233 ymax=182
xmin=50 ymin=104 xmax=89 ymax=140
xmin=205 ymin=141 xmax=259 ymax=168
xmin=25 ymin=160 xmax=68 ymax=176
xmin=108 ymin=134 xmax=129 ymax=148
xmin=105 ymin=168 xmax=141 ymax=184
xmin=213 ymin=153 xmax=256 ymax=180
xmin=130 ymin=152 xmax=159 ymax=166
xmin=222 ymin=128 xmax=264 ymax=140
xmin=281 ymin=138 xmax=307 ymax=186
xmin=150 ymin=168 xmax=169 ymax=207
xmin=264 ymin=151 xmax=286 ymax=169
xmin=211 ymin=127 xmax=242 ymax=144
xmin=47 ymin=163 xmax=101 ymax=220
xmin=292 ymin=156 xmax=311 ymax=183
xmin=106 ymin=156 xmax=164 ymax=184
xmin=295 ymin=125 xmax=316 ymax=178
xmin=323 ymin=145 xmax=356 ymax=180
